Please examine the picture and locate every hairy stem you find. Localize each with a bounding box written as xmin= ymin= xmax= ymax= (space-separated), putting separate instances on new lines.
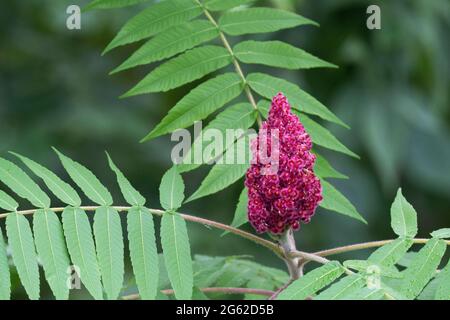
xmin=122 ymin=287 xmax=275 ymax=300
xmin=197 ymin=0 xmax=263 ymax=126
xmin=0 ymin=206 xmax=282 ymax=256
xmin=279 ymin=228 xmax=302 ymax=280
xmin=289 ymin=249 xmax=330 ymax=265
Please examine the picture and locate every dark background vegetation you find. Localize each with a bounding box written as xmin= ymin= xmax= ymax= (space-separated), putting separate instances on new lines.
xmin=0 ymin=0 xmax=448 ymax=299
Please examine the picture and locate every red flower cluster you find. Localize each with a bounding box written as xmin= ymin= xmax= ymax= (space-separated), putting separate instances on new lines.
xmin=245 ymin=93 xmax=322 ymax=234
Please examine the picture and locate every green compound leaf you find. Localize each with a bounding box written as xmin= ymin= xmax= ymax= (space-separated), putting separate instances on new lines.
xmin=33 ymin=209 xmax=71 ymax=300
xmin=204 ymin=0 xmax=254 ymax=11
xmin=142 ymin=73 xmax=244 ymax=141
xmin=0 ymin=227 xmax=11 ymax=300
xmin=315 ymin=274 xmax=365 ymax=300
xmin=111 ymin=20 xmax=219 ymax=74
xmin=234 ymin=41 xmax=337 ymax=69
xmin=177 ymin=102 xmax=256 ymax=173
xmin=6 ymin=212 xmax=40 ymax=300
xmin=248 ymin=74 xmax=347 ymax=127
xmin=399 ymin=238 xmax=446 ymax=299
xmin=390 ymin=188 xmax=418 ymax=238
xmin=128 ymin=207 xmax=159 ymax=300
xmin=123 ymin=45 xmax=232 ymax=97
xmin=320 ymin=180 xmax=366 ymax=224
xmin=219 ymin=7 xmax=317 ymax=36
xmin=11 ymin=152 xmax=81 ymax=207
xmin=161 ymin=212 xmax=193 ymax=300
xmin=277 ymin=261 xmax=344 ymax=300
xmin=0 ymin=189 xmax=18 ymax=212
xmin=62 ymin=207 xmax=103 ymax=300
xmin=93 ymin=206 xmax=124 ymax=300
xmin=368 ymin=238 xmax=413 ymax=267
xmin=103 ymin=0 xmax=202 ymax=53
xmin=0 ymin=157 xmax=50 ymax=208
xmin=54 ymin=148 xmax=113 ymax=206
xmin=107 ymin=153 xmax=146 ymax=206
xmin=159 ymin=167 xmax=185 ymax=211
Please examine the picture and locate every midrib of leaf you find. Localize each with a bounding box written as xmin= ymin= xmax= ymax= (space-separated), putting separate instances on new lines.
xmin=138 ymin=209 xmax=150 ymax=292
xmin=189 ymin=163 xmax=248 ymax=201
xmin=15 ymin=215 xmax=34 ymax=296
xmin=42 ymin=210 xmax=65 ymax=295
xmin=418 ymin=241 xmax=439 ymax=273
xmin=170 ymin=173 xmax=177 ymax=210
xmin=363 ymin=289 xmax=382 ymax=299
xmin=238 ymin=50 xmax=305 ymax=60
xmin=408 ymin=240 xmax=440 ymax=283
xmin=247 ymin=81 xmax=304 ymax=113
xmin=120 ymin=23 xmax=218 ymax=71
xmin=0 ymin=167 xmax=46 ymax=208
xmin=223 ymin=18 xmax=303 ymax=29
xmin=72 ymin=209 xmax=93 ymax=291
xmin=161 ymin=78 xmax=242 ymax=131
xmin=370 ymin=238 xmax=410 ymax=266
xmin=111 ymin=4 xmax=201 ymax=48
xmin=36 ymin=168 xmax=78 ymax=206
xmin=151 ymin=24 xmax=216 ymax=52
xmin=283 ymin=266 xmax=340 ymax=299
xmin=231 ymin=109 xmax=255 ymax=123
xmin=181 ymin=107 xmax=255 ymax=170
xmin=329 ymin=276 xmax=363 ymax=299
xmin=105 ymin=208 xmax=114 ymax=294
xmin=171 ymin=214 xmax=183 ymax=294
xmin=142 ymin=6 xmax=199 ymax=32
xmin=191 ymin=106 xmax=254 ymax=160
xmin=379 ymin=241 xmax=402 ymax=263
xmin=398 ymin=200 xmax=407 ymax=236
xmin=75 ymin=170 xmax=107 ymax=205
xmin=150 ymin=52 xmax=230 ymax=82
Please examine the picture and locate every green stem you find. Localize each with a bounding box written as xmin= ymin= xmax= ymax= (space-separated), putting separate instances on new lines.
xmin=279 ymin=228 xmax=302 ymax=280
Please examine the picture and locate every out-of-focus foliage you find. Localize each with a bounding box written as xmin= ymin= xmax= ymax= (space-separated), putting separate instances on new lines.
xmin=0 ymin=0 xmax=448 ymax=299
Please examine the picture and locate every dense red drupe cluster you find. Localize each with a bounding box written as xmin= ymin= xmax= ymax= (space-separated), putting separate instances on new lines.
xmin=245 ymin=93 xmax=322 ymax=234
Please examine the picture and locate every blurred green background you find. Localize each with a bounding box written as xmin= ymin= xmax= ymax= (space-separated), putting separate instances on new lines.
xmin=0 ymin=0 xmax=449 ymax=299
